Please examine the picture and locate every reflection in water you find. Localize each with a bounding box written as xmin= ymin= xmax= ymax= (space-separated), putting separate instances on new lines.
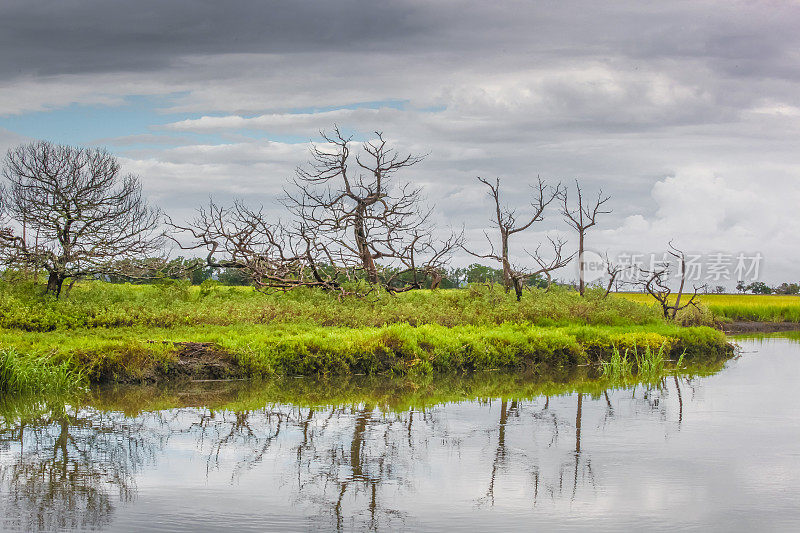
xmin=4 ymin=343 xmax=797 ymax=532
xmin=0 ymin=404 xmax=169 ymax=531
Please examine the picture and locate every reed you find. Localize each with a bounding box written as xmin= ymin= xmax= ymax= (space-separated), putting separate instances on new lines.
xmin=0 ymin=348 xmax=85 ymax=394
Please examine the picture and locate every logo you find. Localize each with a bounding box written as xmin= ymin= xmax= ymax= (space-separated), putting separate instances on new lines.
xmin=581 ymin=250 xmax=606 ymax=283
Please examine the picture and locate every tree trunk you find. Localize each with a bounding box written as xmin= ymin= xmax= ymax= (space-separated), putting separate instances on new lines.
xmin=501 ymin=234 xmax=512 ymax=293
xmin=46 ymin=271 xmax=65 ymax=297
xmin=603 ymin=273 xmax=616 ymax=299
xmin=512 ymin=276 xmax=523 ymax=301
xmin=578 ymin=232 xmax=585 ymax=296
xmin=354 ymin=207 xmax=379 ymax=284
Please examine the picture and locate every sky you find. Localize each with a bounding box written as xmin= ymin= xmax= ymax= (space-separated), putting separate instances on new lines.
xmin=1 ymin=0 xmax=799 ymax=286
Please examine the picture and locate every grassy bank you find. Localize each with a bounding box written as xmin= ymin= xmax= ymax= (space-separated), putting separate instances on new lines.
xmin=617 ymin=292 xmax=800 ymax=323
xmin=1 ymin=280 xmax=663 ymax=331
xmin=0 ymin=322 xmax=730 ymax=384
xmin=0 ymin=280 xmax=734 ymax=389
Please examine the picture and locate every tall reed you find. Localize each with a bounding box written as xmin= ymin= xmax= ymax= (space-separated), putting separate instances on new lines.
xmin=0 ymin=348 xmax=84 ymax=394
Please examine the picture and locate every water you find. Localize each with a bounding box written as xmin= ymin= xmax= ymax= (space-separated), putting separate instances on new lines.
xmin=1 ymin=337 xmax=799 ymax=532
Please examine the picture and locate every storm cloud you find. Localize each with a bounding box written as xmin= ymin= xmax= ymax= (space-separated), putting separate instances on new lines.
xmin=1 ymin=0 xmax=799 ymax=284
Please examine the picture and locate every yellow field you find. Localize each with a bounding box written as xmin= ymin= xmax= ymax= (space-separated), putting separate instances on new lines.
xmin=615 ymin=292 xmax=800 ymax=322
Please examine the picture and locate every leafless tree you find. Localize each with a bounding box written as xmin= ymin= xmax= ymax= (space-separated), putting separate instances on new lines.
xmin=0 ymin=183 xmax=11 ymax=261
xmin=285 ymin=127 xmax=451 ymax=289
xmin=380 ymin=228 xmax=463 ymax=292
xmin=167 ymin=199 xmax=350 ymax=294
xmin=466 ymin=176 xmax=568 ymax=300
xmin=523 ymin=237 xmax=574 ymax=295
xmin=636 ymin=242 xmax=703 ymax=319
xmin=558 ymin=180 xmax=611 ymax=296
xmin=0 ymin=141 xmax=162 ymax=296
xmin=602 ymin=253 xmax=627 ymax=299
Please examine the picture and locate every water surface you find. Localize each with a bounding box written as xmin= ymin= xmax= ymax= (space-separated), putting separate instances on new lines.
xmin=1 ymin=337 xmax=799 ymax=532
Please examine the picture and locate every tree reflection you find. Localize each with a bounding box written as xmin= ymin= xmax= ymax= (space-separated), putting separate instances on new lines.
xmin=0 ymin=403 xmax=169 ymax=532
xmin=0 ymin=370 xmax=717 ymax=531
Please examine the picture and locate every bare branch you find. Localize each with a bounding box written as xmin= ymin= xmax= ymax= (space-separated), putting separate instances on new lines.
xmin=1 ymin=141 xmax=162 ymax=296
xmin=284 ymin=127 xmax=441 ymax=290
xmin=465 ymin=176 xmax=562 ymax=299
xmin=557 ymin=180 xmax=612 ymax=296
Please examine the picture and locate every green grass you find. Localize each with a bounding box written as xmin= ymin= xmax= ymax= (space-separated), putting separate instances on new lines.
xmin=600 ymin=345 xmax=635 ymax=379
xmin=0 ymin=280 xmax=664 ymax=332
xmin=0 ymin=322 xmax=730 ymax=383
xmin=0 ymin=280 xmax=735 ymax=389
xmin=0 ymin=347 xmax=84 ymax=394
xmin=616 ymin=292 xmax=800 ymax=323
xmin=601 ymin=341 xmax=684 ymax=381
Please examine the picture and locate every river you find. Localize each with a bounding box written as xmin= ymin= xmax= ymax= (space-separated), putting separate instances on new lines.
xmin=1 ymin=336 xmax=798 ymax=532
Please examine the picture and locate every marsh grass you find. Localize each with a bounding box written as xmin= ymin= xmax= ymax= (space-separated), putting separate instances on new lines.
xmin=634 ymin=342 xmax=667 ymax=380
xmin=0 ymin=323 xmax=730 ymax=383
xmin=0 ymin=280 xmax=663 ymax=332
xmin=0 ymin=348 xmax=85 ymax=394
xmin=601 ymin=346 xmax=634 ymax=379
xmin=617 ymin=292 xmax=800 ymax=323
xmin=0 ymin=280 xmax=733 ymax=386
xmin=602 ymin=341 xmax=681 ymax=381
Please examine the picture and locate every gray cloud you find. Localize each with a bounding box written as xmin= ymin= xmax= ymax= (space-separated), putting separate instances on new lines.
xmin=2 ymin=1 xmax=800 ymax=284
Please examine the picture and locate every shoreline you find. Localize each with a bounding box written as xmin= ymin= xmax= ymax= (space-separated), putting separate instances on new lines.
xmin=1 ymin=323 xmax=733 ymax=388
xmin=719 ymin=321 xmax=800 ymax=334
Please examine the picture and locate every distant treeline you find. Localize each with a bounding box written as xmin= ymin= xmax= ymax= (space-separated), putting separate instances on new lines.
xmin=92 ymin=258 xmax=551 ymax=290
xmin=736 ymin=281 xmax=800 ymax=295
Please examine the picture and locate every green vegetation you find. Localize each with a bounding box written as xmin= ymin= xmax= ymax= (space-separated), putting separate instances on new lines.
xmin=0 ymin=348 xmax=83 ymax=395
xmin=1 ymin=279 xmax=665 ymax=331
xmin=0 ymin=280 xmax=734 ymax=389
xmin=601 ymin=342 xmax=676 ymax=381
xmin=600 ymin=345 xmax=635 ymax=379
xmin=617 ymin=292 xmax=800 ymax=323
xmin=0 ymin=321 xmax=728 ymax=382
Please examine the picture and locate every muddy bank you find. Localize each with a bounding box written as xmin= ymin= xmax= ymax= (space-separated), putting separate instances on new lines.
xmin=168 ymin=342 xmax=246 ymax=381
xmin=720 ymin=321 xmax=800 ymax=334
xmin=81 ymin=341 xmax=248 ymax=384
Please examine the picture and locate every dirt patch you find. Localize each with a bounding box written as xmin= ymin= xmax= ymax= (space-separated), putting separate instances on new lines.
xmin=167 ymin=342 xmax=246 ymax=381
xmin=720 ymin=321 xmax=800 ymax=335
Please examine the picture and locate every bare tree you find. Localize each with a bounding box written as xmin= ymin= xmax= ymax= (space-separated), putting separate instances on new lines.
xmin=0 ymin=141 xmax=162 ymax=296
xmin=167 ymin=199 xmax=348 ymax=293
xmin=378 ymin=226 xmax=463 ymax=292
xmin=522 ymin=237 xmax=574 ymax=295
xmin=466 ymin=176 xmax=567 ymax=300
xmin=602 ymin=253 xmax=627 ymax=299
xmin=285 ymin=127 xmax=440 ymax=287
xmin=636 ymin=242 xmax=702 ymax=319
xmin=558 ymin=180 xmax=611 ymax=296
xmin=0 ymin=183 xmax=10 ymax=261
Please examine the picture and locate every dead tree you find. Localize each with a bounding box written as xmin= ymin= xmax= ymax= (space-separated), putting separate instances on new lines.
xmin=637 ymin=243 xmax=702 ymax=319
xmin=168 ymin=199 xmax=348 ymax=293
xmin=285 ymin=127 xmax=434 ymax=286
xmin=520 ymin=237 xmax=575 ymax=296
xmin=0 ymin=141 xmax=162 ymax=296
xmin=465 ymin=177 xmax=563 ymax=299
xmin=602 ymin=253 xmax=626 ymax=299
xmin=381 ymin=228 xmax=463 ymax=292
xmin=0 ymin=184 xmax=11 ymax=262
xmin=558 ymin=180 xmax=611 ymax=296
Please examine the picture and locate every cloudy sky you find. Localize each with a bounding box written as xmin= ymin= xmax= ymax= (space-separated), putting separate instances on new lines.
xmin=1 ymin=0 xmax=799 ymax=285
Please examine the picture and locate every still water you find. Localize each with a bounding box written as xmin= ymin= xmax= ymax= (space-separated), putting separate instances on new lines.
xmin=1 ymin=336 xmax=799 ymax=532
